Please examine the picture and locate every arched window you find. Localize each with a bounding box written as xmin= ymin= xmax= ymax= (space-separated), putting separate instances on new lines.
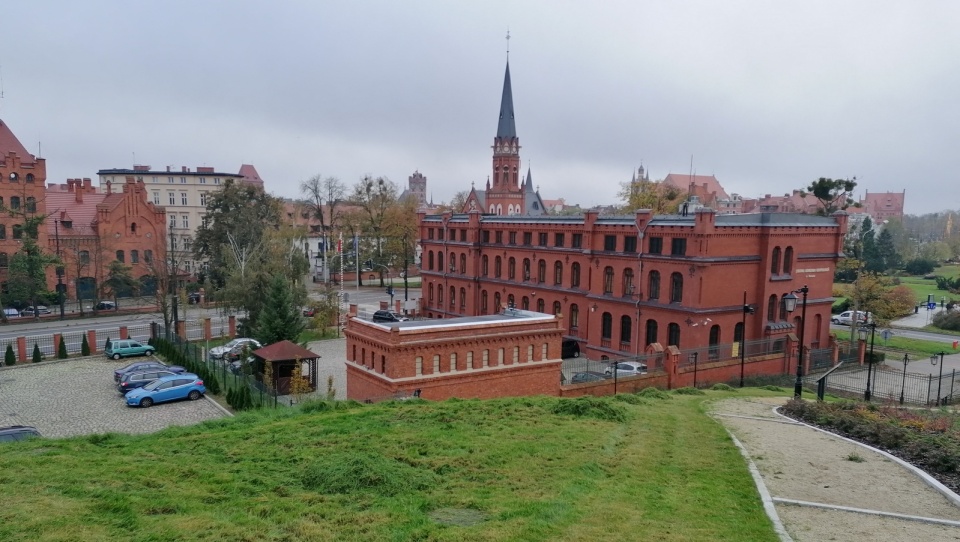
xmin=645 ymin=319 xmax=658 ymax=345
xmin=668 ymin=323 xmax=681 ymax=347
xmin=0 ymin=253 xmax=7 ymax=268
xmin=601 ymin=312 xmax=613 ymax=340
xmin=669 ymin=272 xmax=683 ymax=303
xmin=459 ymin=287 xmax=466 ymax=309
xmin=622 ymin=268 xmax=634 ymax=296
xmin=131 ymin=222 xmax=137 ymax=234
xmin=620 ymin=315 xmax=632 ymax=344
xmin=734 ymin=322 xmax=744 ymax=344
xmin=460 ymin=253 xmax=466 ymax=274
xmin=10 ymin=196 xmax=20 ymax=210
xmin=522 ymin=258 xmax=531 ymax=281
xmin=571 ymin=263 xmax=581 ymax=287
xmin=495 ymin=256 xmax=502 ymax=278
xmin=709 ymin=325 xmax=721 ymax=359
xmin=521 ymin=296 xmax=529 ymax=310
xmin=449 ymin=286 xmax=455 ymax=309
xmin=648 ymin=271 xmax=660 ymax=300
xmin=448 ymin=252 xmax=455 ymax=273
xmin=554 ymin=261 xmax=563 ymax=285
xmin=507 ymin=294 xmax=515 ymax=308
xmin=508 ymin=257 xmax=516 ymax=280
xmin=428 ymin=283 xmax=434 ymax=303
xmin=437 ymin=252 xmax=444 ymax=272
xmin=481 ymin=290 xmax=488 ymax=313
xmin=570 ymin=304 xmax=579 ymax=330
xmin=131 ymin=250 xmax=139 ymax=264
xmin=12 ymin=224 xmax=23 ymax=239
xmin=481 ymin=255 xmax=489 ymax=277
xmin=783 ymin=247 xmax=794 ymax=274
xmin=428 ymin=251 xmax=434 ymax=271
xmin=779 ymin=294 xmax=788 ymax=321
xmin=537 ymin=298 xmax=545 ymax=313
xmin=767 ymin=295 xmax=777 ymax=322
xmin=25 ymin=197 xmax=36 ymax=213
xmin=79 ymin=250 xmax=90 ymax=264
xmin=116 ymin=250 xmax=125 ymax=263
xmin=144 ymin=250 xmax=153 ymax=263
xmin=25 ymin=174 xmax=34 ymax=183
xmin=437 ymin=286 xmax=443 ymax=306
xmin=553 ymin=301 xmax=561 ymax=315
xmin=771 ymin=247 xmax=781 ymax=274
xmin=537 ymin=260 xmax=546 ymax=283
xmin=494 ymin=291 xmax=502 ymax=312
xmin=603 ymin=266 xmax=614 ymax=294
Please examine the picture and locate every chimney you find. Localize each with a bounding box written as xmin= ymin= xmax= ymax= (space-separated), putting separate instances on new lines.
xmin=66 ymin=179 xmax=75 ymax=192
xmin=166 ymin=166 xmax=171 ymax=172
xmin=76 ymin=181 xmax=84 ymax=204
xmin=182 ymin=166 xmax=188 ymax=173
xmin=82 ymin=178 xmax=92 ymax=190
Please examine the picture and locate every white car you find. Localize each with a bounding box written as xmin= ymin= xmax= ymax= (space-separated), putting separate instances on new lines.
xmin=604 ymin=361 xmax=648 ymax=378
xmin=831 ymin=311 xmax=872 ymax=326
xmin=2 ymin=308 xmax=19 ymax=319
xmin=208 ymin=338 xmax=261 ymax=361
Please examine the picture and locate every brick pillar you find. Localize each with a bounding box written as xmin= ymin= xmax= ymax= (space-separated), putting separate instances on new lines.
xmin=203 ymin=318 xmax=212 ymax=340
xmin=664 ymin=348 xmax=678 ymax=390
xmin=379 ymin=301 xmax=388 ymax=310
xmin=87 ymin=330 xmax=98 ymax=353
xmin=16 ymin=336 xmax=26 ymax=364
xmin=228 ymin=315 xmax=236 ymax=338
xmin=53 ymin=333 xmax=62 ymax=356
xmin=395 ymin=299 xmax=402 ymax=313
xmin=858 ymin=339 xmax=866 ymax=365
xmin=349 ymin=304 xmax=358 ymax=316
xmin=175 ymin=320 xmax=186 ymax=338
xmin=119 ymin=326 xmax=128 ymax=340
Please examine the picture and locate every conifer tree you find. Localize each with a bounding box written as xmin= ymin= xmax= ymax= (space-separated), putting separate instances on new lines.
xmin=4 ymin=344 xmax=15 ymax=366
xmin=57 ymin=336 xmax=68 ymax=359
xmin=81 ymin=334 xmax=91 ymax=356
xmin=32 ymin=343 xmax=42 ymax=363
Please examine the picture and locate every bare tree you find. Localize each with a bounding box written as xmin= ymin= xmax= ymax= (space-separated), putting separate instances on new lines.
xmin=300 ymin=175 xmax=347 ymax=233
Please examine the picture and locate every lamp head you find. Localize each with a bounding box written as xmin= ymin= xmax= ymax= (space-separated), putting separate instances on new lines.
xmin=783 ymin=292 xmax=798 ymax=313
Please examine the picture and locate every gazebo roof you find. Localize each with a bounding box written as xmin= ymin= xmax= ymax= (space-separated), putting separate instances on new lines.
xmin=252 ymin=340 xmax=319 ymax=362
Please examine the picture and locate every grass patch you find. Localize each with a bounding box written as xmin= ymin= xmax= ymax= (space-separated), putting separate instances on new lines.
xmin=846 ymin=452 xmax=865 ymax=463
xmin=0 ymin=394 xmax=781 ymax=541
xmin=831 ymin=329 xmax=957 ymax=356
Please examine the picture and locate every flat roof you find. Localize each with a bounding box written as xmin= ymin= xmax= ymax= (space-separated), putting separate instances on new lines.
xmin=361 ymin=308 xmax=556 ymax=332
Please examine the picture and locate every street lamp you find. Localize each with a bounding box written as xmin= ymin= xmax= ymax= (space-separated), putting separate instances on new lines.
xmin=784 ymin=285 xmax=809 ymax=399
xmin=899 ymin=353 xmax=910 ymax=405
xmin=858 ymin=322 xmax=877 ymax=401
xmin=931 ymin=352 xmax=947 ymax=406
xmin=53 ymin=218 xmax=65 ymax=320
xmin=739 ymin=290 xmax=755 ymax=388
xmin=691 ymin=351 xmax=699 ymax=388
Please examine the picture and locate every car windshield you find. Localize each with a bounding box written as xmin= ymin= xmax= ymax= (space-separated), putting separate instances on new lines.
xmin=142 ymin=380 xmax=163 ymax=391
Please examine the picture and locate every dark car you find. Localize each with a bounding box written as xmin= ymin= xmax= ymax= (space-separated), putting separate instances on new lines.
xmin=302 ymin=307 xmax=316 ymax=317
xmin=20 ymin=306 xmax=51 ymax=317
xmin=187 ymin=292 xmax=201 ymax=304
xmin=570 ymin=371 xmax=608 ymax=384
xmin=117 ymin=369 xmax=178 ymax=394
xmin=113 ymin=361 xmax=186 ymax=382
xmin=561 ymin=339 xmax=581 ymax=358
xmin=0 ymin=425 xmax=41 ymax=443
xmin=94 ymin=301 xmax=116 ymax=311
xmin=372 ymin=310 xmax=409 ymax=323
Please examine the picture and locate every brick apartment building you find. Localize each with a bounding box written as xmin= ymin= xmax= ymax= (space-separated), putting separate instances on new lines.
xmin=345 ymin=307 xmax=563 ymax=401
xmin=0 ymin=119 xmax=49 ymax=292
xmin=419 ymin=207 xmax=847 ymax=361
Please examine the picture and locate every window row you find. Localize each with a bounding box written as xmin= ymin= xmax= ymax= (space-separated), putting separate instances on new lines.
xmin=0 ymin=223 xmax=36 ymax=240
xmin=152 ymin=191 xmax=209 ymax=207
xmin=770 ymin=246 xmax=795 ymax=275
xmin=113 ymin=250 xmax=154 ymax=264
xmin=4 ymin=173 xmax=36 ymax=183
xmin=148 ymin=177 xmax=222 ymax=185
xmin=0 ymin=196 xmax=37 ymax=213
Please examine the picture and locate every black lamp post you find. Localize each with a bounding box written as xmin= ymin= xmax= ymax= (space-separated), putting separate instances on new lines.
xmin=859 ymin=322 xmax=877 ymax=401
xmin=691 ymin=351 xmax=699 ymax=388
xmin=931 ymin=352 xmax=946 ymax=406
xmin=739 ymin=290 xmax=755 ymax=388
xmin=54 ymin=218 xmax=65 ymax=320
xmin=784 ymin=285 xmax=809 ymax=399
xmin=899 ymin=353 xmax=910 ymax=405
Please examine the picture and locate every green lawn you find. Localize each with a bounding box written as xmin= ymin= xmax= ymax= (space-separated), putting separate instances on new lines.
xmin=0 ymin=391 xmax=787 ymax=541
xmin=897 ymin=264 xmax=959 ymax=303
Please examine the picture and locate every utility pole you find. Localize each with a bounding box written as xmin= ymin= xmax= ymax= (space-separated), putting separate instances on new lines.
xmin=403 ymin=234 xmax=409 ymax=302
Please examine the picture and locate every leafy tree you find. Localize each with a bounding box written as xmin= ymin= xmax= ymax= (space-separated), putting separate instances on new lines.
xmin=4 ymin=344 xmax=15 ymax=366
xmin=254 ymin=274 xmax=306 ymax=346
xmin=904 ymin=258 xmax=936 ymax=275
xmin=438 ymin=190 xmax=469 ymax=213
xmin=803 ymin=177 xmax=859 ymax=215
xmin=32 ymin=343 xmax=41 ymax=363
xmin=6 ymin=215 xmax=58 ymax=318
xmin=101 ymin=260 xmax=137 ymax=308
xmin=81 ymin=334 xmax=91 ymax=356
xmin=57 ymin=336 xmax=68 ymax=359
xmin=617 ymin=178 xmax=686 ymax=214
xmin=289 ymin=359 xmax=312 ymax=403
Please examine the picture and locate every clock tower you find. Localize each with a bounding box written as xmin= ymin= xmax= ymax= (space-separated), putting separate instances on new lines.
xmin=485 ymin=61 xmax=523 ymax=215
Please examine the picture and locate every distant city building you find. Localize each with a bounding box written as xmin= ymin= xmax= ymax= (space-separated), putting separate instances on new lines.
xmin=857 ymin=190 xmax=905 ymax=223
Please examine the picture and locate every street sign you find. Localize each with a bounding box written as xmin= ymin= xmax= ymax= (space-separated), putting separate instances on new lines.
xmin=880 ymin=329 xmax=893 ymax=341
xmin=928 ymin=302 xmax=937 ymax=310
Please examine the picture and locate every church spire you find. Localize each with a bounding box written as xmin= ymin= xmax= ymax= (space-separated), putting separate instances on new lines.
xmin=496 ymin=62 xmax=516 ymax=139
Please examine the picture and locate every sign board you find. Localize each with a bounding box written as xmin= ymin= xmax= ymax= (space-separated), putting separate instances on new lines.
xmin=880 ymin=329 xmax=893 ymax=341
xmin=928 ymin=302 xmax=937 ymax=310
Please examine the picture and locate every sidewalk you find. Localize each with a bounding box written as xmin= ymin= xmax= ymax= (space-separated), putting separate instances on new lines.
xmin=713 ymin=397 xmax=960 ymax=541
xmin=891 ymin=306 xmax=947 ymax=329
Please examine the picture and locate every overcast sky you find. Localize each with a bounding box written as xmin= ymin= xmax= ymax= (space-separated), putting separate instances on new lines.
xmin=2 ymin=1 xmax=956 ymax=215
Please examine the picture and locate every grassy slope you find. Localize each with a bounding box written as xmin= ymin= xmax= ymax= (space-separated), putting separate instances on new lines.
xmin=0 ymin=392 xmax=784 ymax=542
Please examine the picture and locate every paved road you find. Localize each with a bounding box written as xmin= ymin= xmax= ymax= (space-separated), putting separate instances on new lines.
xmin=0 ymin=356 xmax=225 ymax=438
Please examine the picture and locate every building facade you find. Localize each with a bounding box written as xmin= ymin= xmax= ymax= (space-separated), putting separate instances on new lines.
xmin=418 ymin=208 xmax=847 ymax=361
xmin=0 ymin=119 xmax=49 ymax=291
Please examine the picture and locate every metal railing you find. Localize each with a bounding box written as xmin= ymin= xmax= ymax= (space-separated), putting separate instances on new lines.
xmin=809 ymin=362 xmax=959 ymax=406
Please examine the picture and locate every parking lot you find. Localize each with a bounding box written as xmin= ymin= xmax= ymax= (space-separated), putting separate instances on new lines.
xmin=0 ymin=356 xmax=226 ymax=438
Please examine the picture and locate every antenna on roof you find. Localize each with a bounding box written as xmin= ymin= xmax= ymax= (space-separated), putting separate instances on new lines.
xmin=0 ymin=64 xmax=5 ymax=113
xmin=506 ymin=29 xmax=510 ymax=60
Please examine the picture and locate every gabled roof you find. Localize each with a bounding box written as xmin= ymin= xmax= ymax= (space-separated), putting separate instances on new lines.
xmin=0 ymin=119 xmax=36 ymax=163
xmin=252 ymin=340 xmax=319 ymax=361
xmin=45 ymin=190 xmax=108 ymax=237
xmin=523 ymin=168 xmax=546 ymax=216
xmin=238 ymin=164 xmax=264 ymax=188
xmin=462 ymin=185 xmax=486 ymax=212
xmin=496 ymin=62 xmax=517 ymax=139
xmin=663 ymin=173 xmax=730 ymax=202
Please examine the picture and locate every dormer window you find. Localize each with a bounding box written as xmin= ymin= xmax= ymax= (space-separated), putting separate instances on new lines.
xmin=61 ymin=220 xmax=72 ymax=229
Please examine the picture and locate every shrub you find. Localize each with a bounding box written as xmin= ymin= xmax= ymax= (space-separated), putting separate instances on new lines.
xmin=4 ymin=344 xmax=15 ymax=366
xmin=673 ymin=387 xmax=705 ymax=395
xmin=81 ymin=334 xmax=90 ymax=356
xmin=613 ymin=394 xmax=647 ymax=405
xmin=636 ymin=387 xmax=671 ymax=400
xmin=904 ymin=258 xmax=936 ymax=275
xmin=57 ymin=336 xmax=68 ymax=359
xmin=32 ymin=343 xmax=42 ymax=363
xmin=711 ymin=383 xmax=736 ymax=392
xmin=932 ymin=310 xmax=960 ymax=332
xmin=551 ymin=397 xmax=627 ymax=422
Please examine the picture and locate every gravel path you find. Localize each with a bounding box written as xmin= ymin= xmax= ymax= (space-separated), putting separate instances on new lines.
xmin=712 ymin=397 xmax=960 ymax=541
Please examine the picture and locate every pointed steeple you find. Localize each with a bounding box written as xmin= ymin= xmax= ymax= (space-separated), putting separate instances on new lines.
xmin=496 ymin=62 xmax=517 ymax=139
xmin=524 ymin=167 xmax=533 ymax=191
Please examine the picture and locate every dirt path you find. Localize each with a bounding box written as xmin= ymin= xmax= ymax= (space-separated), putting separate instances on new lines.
xmin=711 ymin=397 xmax=960 ymax=541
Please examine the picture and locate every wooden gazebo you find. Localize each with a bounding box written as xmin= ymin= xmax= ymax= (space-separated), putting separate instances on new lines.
xmin=252 ymin=340 xmax=320 ymax=395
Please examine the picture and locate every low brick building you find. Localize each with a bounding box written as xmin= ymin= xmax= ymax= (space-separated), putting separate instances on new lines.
xmin=345 ymin=307 xmax=563 ymax=402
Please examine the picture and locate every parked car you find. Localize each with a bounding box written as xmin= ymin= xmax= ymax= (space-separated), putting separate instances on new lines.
xmin=372 ymin=310 xmax=409 ymax=323
xmin=570 ymin=371 xmax=608 ymax=384
xmin=604 ymin=361 xmax=648 ymax=378
xmin=20 ymin=306 xmax=51 ymax=317
xmin=302 ymin=307 xmax=316 ymax=317
xmin=228 ymin=356 xmax=255 ymax=375
xmin=209 ymin=338 xmax=261 ymax=361
xmin=0 ymin=425 xmax=41 ymax=443
xmin=105 ymin=339 xmax=155 ymax=360
xmin=831 ymin=311 xmax=872 ymax=326
xmin=561 ymin=338 xmax=581 ymax=358
xmin=94 ymin=301 xmax=116 ymax=310
xmin=117 ymin=369 xmax=178 ymax=394
xmin=2 ymin=307 xmax=20 ymax=319
xmin=187 ymin=292 xmax=201 ymax=304
xmin=113 ymin=361 xmax=186 ymax=382
xmin=125 ymin=373 xmax=206 ymax=408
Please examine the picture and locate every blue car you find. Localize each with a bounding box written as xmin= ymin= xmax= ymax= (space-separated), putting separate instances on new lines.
xmin=125 ymin=373 xmax=206 ymax=408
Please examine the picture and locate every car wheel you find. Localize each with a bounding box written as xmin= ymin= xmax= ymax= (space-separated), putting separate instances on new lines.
xmin=140 ymin=397 xmax=153 ymax=408
xmin=145 ymin=350 xmax=154 ymax=356
xmin=188 ymin=390 xmax=201 ymax=401
xmin=112 ymin=353 xmax=121 ymax=360
xmin=831 ymin=319 xmax=839 ymax=324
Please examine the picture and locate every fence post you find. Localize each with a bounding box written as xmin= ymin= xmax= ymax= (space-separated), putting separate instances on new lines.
xmin=119 ymin=326 xmax=128 ymax=340
xmin=16 ymin=336 xmax=26 ymax=363
xmin=87 ymin=330 xmax=98 ymax=353
xmin=53 ymin=333 xmax=62 ymax=357
xmin=203 ymin=318 xmax=212 ymax=341
xmin=176 ymin=320 xmax=186 ymax=339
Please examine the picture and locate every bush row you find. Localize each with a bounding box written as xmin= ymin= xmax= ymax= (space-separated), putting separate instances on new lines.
xmin=147 ymin=337 xmax=221 ymax=395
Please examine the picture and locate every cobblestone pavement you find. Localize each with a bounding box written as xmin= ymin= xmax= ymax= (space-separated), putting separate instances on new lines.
xmin=0 ymin=356 xmax=226 ymax=438
xmin=304 ymin=338 xmax=347 ymax=400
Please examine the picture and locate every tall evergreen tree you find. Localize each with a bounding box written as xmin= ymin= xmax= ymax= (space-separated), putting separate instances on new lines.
xmin=254 ymin=274 xmax=306 ymax=346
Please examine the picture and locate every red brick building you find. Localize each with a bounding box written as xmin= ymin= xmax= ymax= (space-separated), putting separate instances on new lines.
xmin=419 ymin=208 xmax=847 ymax=361
xmin=0 ymin=119 xmax=49 ymax=290
xmin=345 ymin=308 xmax=563 ymax=401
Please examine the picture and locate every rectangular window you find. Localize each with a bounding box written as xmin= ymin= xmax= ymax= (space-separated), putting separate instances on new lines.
xmin=415 ymin=356 xmax=423 ymax=376
xmin=171 ymin=237 xmax=178 ymax=250
xmin=523 ymin=232 xmax=532 ymax=245
xmin=671 ymin=238 xmax=687 ymax=256
xmin=624 ymin=236 xmax=637 ymax=253
xmin=180 ymin=177 xmax=187 ymax=184
xmin=649 ymin=237 xmax=663 ymax=254
xmin=467 ymin=351 xmax=474 ymax=370
xmin=214 ymin=178 xmax=221 ymax=185
xmin=509 ymin=232 xmax=517 ymax=245
xmin=199 ymin=177 xmax=206 ymax=184
xmin=181 ymin=214 xmax=189 ymax=229
xmin=433 ymin=354 xmax=440 ymax=373
xmin=168 ymin=177 xmax=174 ymax=183
xmin=428 ymin=228 xmax=434 ymax=240
xmin=538 ymin=233 xmax=547 ymax=246
xmin=199 ymin=192 xmax=208 ymax=206
xmin=450 ymin=353 xmax=457 ymax=372
xmin=151 ymin=176 xmax=158 ymax=183
xmin=482 ymin=349 xmax=489 ymax=368
xmin=554 ymin=233 xmax=565 ymax=247
xmin=604 ymin=235 xmax=617 ymax=251
xmin=460 ymin=229 xmax=466 ymax=242
xmin=482 ymin=231 xmax=490 ymax=243
xmin=572 ymin=233 xmax=583 ymax=248
xmin=168 ymin=191 xmax=175 ymax=205
xmin=152 ymin=191 xmax=160 ymax=205
xmin=181 ymin=192 xmax=188 ymax=205
xmin=495 ymin=231 xmax=503 ymax=244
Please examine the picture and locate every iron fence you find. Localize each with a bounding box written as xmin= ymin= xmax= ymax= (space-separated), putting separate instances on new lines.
xmin=809 ymin=362 xmax=960 ymax=406
xmin=23 ymin=334 xmax=56 ymax=359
